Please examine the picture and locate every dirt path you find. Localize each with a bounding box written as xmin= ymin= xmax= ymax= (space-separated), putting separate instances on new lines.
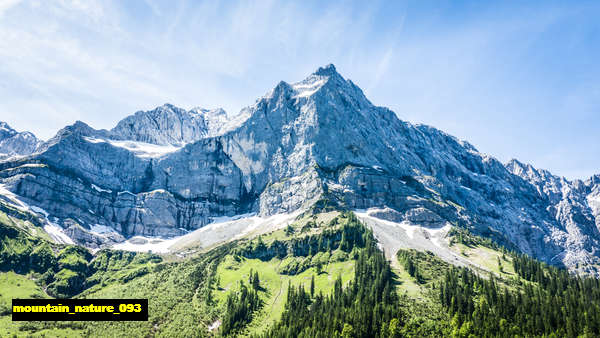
xmin=270 ymin=261 xmax=285 ymax=313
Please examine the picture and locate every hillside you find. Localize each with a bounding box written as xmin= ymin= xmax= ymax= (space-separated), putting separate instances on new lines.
xmin=2 ymin=205 xmax=600 ymax=337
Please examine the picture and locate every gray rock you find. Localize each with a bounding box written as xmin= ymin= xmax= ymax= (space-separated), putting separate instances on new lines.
xmin=0 ymin=122 xmax=42 ymax=159
xmin=0 ymin=64 xmax=599 ymax=274
xmin=506 ymin=159 xmax=600 ymax=273
xmin=111 ymin=103 xmax=228 ymax=146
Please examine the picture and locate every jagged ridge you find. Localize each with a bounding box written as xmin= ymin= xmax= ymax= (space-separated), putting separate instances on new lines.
xmin=0 ymin=64 xmax=598 ymax=274
xmin=0 ymin=122 xmax=42 ymax=159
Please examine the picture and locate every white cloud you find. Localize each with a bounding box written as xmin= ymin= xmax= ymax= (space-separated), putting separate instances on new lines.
xmin=366 ymin=47 xmax=394 ymax=96
xmin=0 ymin=0 xmax=21 ymax=16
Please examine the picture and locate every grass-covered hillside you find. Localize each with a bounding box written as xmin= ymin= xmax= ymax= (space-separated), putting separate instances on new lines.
xmin=2 ymin=205 xmax=600 ymax=337
xmin=0 ymin=210 xmax=374 ymax=337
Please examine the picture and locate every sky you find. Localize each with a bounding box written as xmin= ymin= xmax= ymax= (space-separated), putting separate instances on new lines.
xmin=0 ymin=0 xmax=598 ymax=179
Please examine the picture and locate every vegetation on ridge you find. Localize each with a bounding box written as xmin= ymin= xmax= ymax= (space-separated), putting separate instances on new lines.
xmin=2 ymin=206 xmax=600 ymax=337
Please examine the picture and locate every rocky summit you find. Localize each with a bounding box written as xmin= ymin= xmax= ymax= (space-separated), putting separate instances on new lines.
xmin=0 ymin=122 xmax=42 ymax=160
xmin=0 ymin=64 xmax=598 ymax=273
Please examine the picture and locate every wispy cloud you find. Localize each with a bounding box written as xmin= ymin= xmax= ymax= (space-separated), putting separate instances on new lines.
xmin=0 ymin=1 xmax=598 ymax=179
xmin=0 ymin=0 xmax=21 ymax=16
xmin=143 ymin=0 xmax=162 ymax=17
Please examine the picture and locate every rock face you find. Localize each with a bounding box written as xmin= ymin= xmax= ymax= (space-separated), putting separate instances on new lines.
xmin=0 ymin=122 xmax=42 ymax=159
xmin=0 ymin=64 xmax=599 ymax=273
xmin=506 ymin=160 xmax=600 ymax=271
xmin=111 ymin=104 xmax=228 ymax=146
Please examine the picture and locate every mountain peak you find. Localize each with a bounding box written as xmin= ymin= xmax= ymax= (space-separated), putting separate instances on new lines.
xmin=287 ymin=63 xmax=364 ymax=103
xmin=110 ymin=105 xmax=205 ymax=146
xmin=157 ymin=103 xmax=183 ymax=112
xmin=110 ymin=104 xmax=232 ymax=145
xmin=52 ymin=121 xmax=99 ymax=139
xmin=0 ymin=121 xmax=17 ymax=139
xmin=506 ymin=159 xmax=567 ymax=185
xmin=313 ymin=63 xmax=338 ymax=77
xmin=506 ymin=158 xmax=525 ymax=169
xmin=0 ymin=121 xmax=42 ymax=158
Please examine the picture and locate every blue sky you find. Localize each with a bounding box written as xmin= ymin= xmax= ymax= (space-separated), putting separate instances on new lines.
xmin=0 ymin=0 xmax=598 ymax=179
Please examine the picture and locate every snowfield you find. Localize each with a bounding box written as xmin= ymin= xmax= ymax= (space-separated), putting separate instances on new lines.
xmin=44 ymin=223 xmax=75 ymax=244
xmin=83 ymin=137 xmax=182 ymax=158
xmin=0 ymin=184 xmax=74 ymax=245
xmin=354 ymin=208 xmax=479 ymax=269
xmin=111 ymin=211 xmax=300 ymax=254
xmin=292 ymin=78 xmax=327 ymax=98
xmin=112 ymin=236 xmax=181 ymax=253
xmin=89 ymin=224 xmax=119 ymax=236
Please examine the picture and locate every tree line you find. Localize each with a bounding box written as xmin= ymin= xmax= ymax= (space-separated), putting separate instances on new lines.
xmin=440 ymin=253 xmax=600 ymax=337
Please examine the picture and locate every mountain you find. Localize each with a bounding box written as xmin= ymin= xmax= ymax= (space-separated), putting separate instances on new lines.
xmin=0 ymin=64 xmax=599 ymax=274
xmin=2 ymin=64 xmax=600 ymax=337
xmin=0 ymin=122 xmax=42 ymax=159
xmin=111 ymin=103 xmax=229 ymax=146
xmin=506 ymin=159 xmax=600 ymax=267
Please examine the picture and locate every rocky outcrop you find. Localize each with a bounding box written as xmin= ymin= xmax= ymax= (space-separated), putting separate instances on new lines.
xmin=507 ymin=160 xmax=600 ymax=272
xmin=364 ymin=207 xmax=447 ymax=227
xmin=0 ymin=122 xmax=42 ymax=159
xmin=111 ymin=103 xmax=228 ymax=146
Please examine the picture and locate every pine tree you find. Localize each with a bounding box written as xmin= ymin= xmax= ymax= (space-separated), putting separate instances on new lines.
xmin=252 ymin=271 xmax=260 ymax=290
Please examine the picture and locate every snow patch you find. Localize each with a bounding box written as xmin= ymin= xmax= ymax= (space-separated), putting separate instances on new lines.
xmin=165 ymin=211 xmax=299 ymax=253
xmin=91 ymin=183 xmax=112 ymax=193
xmin=208 ymin=320 xmax=221 ymax=332
xmin=354 ymin=209 xmax=418 ymax=239
xmin=83 ymin=137 xmax=105 ymax=144
xmin=0 ymin=185 xmax=78 ymax=245
xmin=326 ymin=182 xmax=346 ymax=191
xmin=112 ymin=236 xmax=180 ymax=253
xmin=89 ymin=224 xmax=117 ymax=235
xmin=30 ymin=205 xmax=49 ymax=217
xmin=6 ymin=163 xmax=46 ymax=170
xmin=117 ymin=190 xmax=135 ymax=196
xmin=292 ymin=78 xmax=327 ymax=98
xmin=83 ymin=137 xmax=182 ymax=158
xmin=147 ymin=189 xmax=168 ymax=194
xmin=44 ymin=223 xmax=74 ymax=244
xmin=0 ymin=184 xmax=29 ymax=211
xmin=209 ymin=213 xmax=256 ymax=224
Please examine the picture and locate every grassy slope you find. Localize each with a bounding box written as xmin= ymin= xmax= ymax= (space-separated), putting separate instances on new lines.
xmin=0 ymin=206 xmax=85 ymax=337
xmin=0 ymin=271 xmax=87 ymax=337
xmin=394 ymin=264 xmax=423 ymax=298
xmin=81 ymin=245 xmax=230 ymax=338
xmin=215 ymin=255 xmax=354 ymax=336
xmin=0 ymin=205 xmax=553 ymax=337
xmin=0 ymin=210 xmax=362 ymax=337
xmin=392 ymin=250 xmax=452 ymax=336
xmin=0 ymin=204 xmax=53 ymax=244
xmin=453 ymin=243 xmax=515 ymax=275
xmin=213 ymin=210 xmax=359 ymax=336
